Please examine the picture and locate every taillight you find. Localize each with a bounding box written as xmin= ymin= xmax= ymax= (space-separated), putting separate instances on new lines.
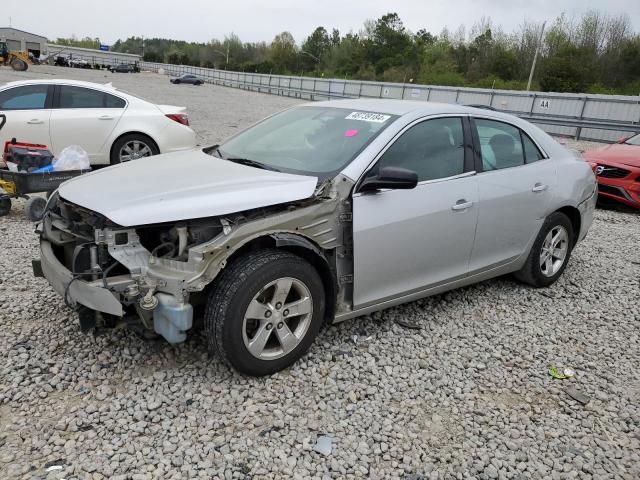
xmin=166 ymin=113 xmax=189 ymax=126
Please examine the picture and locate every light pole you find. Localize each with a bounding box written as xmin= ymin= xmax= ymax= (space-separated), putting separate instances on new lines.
xmin=526 ymin=21 xmax=546 ymax=92
xmin=300 ymin=50 xmax=320 ymax=75
xmin=212 ymin=45 xmax=230 ymax=69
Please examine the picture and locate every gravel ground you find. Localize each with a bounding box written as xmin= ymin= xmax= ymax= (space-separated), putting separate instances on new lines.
xmin=1 ymin=66 xmax=639 ymax=479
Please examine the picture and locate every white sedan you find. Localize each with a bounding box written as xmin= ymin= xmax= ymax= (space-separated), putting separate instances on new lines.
xmin=0 ymin=79 xmax=197 ymax=165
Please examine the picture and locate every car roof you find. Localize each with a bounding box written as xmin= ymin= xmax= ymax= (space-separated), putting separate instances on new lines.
xmin=306 ymin=98 xmax=516 ymax=119
xmin=1 ymin=79 xmax=118 ymax=91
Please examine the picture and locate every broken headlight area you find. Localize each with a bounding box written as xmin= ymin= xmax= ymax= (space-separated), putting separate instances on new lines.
xmin=41 ymin=196 xmax=225 ymax=343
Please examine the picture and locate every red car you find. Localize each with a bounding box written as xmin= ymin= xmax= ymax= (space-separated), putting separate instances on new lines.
xmin=583 ymin=133 xmax=640 ymax=209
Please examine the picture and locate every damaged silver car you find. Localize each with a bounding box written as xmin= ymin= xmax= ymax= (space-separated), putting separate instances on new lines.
xmin=35 ymin=100 xmax=597 ymax=375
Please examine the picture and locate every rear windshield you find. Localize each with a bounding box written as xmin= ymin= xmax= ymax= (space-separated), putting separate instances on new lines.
xmin=214 ymin=106 xmax=397 ymax=179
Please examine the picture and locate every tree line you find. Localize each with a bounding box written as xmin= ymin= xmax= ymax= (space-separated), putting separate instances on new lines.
xmin=56 ymin=11 xmax=640 ymax=94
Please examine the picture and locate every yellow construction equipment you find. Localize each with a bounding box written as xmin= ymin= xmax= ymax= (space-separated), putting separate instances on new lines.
xmin=0 ymin=41 xmax=30 ymax=71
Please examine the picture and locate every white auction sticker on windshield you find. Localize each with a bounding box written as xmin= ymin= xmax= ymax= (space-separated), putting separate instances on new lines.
xmin=345 ymin=111 xmax=391 ymax=123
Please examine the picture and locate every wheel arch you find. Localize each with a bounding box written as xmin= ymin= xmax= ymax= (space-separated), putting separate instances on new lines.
xmin=219 ymin=232 xmax=337 ymax=323
xmin=109 ymin=131 xmax=161 ymax=162
xmin=554 ymin=205 xmax=581 ymax=244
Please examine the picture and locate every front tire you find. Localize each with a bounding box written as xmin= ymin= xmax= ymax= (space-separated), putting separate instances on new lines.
xmin=514 ymin=212 xmax=574 ymax=287
xmin=205 ymin=249 xmax=325 ymax=376
xmin=110 ymin=134 xmax=159 ymax=164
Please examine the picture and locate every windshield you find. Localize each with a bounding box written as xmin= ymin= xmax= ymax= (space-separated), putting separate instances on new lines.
xmin=213 ymin=106 xmax=397 ymax=178
xmin=624 ymin=133 xmax=640 ymax=146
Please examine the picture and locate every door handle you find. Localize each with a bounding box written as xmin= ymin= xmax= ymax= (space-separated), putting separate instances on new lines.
xmin=452 ymin=200 xmax=473 ymax=211
xmin=99 ymin=115 xmax=114 ymax=120
xmin=532 ymin=183 xmax=548 ymax=193
xmin=27 ymin=119 xmax=44 ymax=124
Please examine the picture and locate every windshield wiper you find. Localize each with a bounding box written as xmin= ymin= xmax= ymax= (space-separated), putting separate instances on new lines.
xmin=225 ymin=157 xmax=280 ymax=172
xmin=208 ymin=145 xmax=225 ymax=159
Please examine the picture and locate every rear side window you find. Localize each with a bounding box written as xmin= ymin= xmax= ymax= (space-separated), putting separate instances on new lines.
xmin=59 ymin=86 xmax=125 ymax=108
xmin=475 ymin=119 xmax=525 ymax=171
xmin=0 ymin=85 xmax=48 ymax=110
xmin=104 ymin=93 xmax=126 ymax=108
xmin=522 ymin=133 xmax=544 ymax=163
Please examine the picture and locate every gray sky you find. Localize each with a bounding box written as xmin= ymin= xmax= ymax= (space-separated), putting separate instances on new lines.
xmin=5 ymin=0 xmax=639 ymax=44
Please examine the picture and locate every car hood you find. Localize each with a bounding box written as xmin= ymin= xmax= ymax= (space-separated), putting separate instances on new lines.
xmin=583 ymin=144 xmax=640 ymax=168
xmin=57 ymin=149 xmax=318 ymax=226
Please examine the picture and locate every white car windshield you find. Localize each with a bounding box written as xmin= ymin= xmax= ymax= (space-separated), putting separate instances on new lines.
xmin=212 ymin=106 xmax=397 ymax=178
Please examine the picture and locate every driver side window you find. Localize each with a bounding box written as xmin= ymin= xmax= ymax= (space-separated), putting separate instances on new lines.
xmin=375 ymin=117 xmax=465 ymax=182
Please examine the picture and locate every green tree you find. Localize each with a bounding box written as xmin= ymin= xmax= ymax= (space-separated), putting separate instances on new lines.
xmin=301 ymin=27 xmax=330 ymax=71
xmin=268 ymin=32 xmax=297 ymax=73
xmin=539 ymin=47 xmax=590 ymax=92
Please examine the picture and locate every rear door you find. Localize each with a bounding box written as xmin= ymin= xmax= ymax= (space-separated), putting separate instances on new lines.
xmin=353 ymin=116 xmax=479 ymax=307
xmin=469 ymin=117 xmax=556 ymax=272
xmin=49 ymin=85 xmax=126 ymax=163
xmin=0 ymin=84 xmax=53 ymax=148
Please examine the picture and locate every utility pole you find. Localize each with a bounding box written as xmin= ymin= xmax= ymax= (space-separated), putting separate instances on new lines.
xmin=526 ymin=21 xmax=546 ymax=91
xmin=141 ymin=35 xmax=144 ymax=58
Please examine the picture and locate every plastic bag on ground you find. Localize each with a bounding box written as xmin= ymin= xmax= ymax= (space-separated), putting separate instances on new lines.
xmin=53 ymin=145 xmax=90 ymax=171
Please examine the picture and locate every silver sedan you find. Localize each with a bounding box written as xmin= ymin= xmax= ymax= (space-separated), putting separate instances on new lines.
xmin=37 ymin=100 xmax=597 ymax=376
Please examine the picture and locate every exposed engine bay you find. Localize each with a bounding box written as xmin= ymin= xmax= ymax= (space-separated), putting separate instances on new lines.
xmin=37 ymin=175 xmax=355 ymax=343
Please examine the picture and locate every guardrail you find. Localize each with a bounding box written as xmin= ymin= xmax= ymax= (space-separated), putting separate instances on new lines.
xmin=141 ymin=62 xmax=640 ymax=142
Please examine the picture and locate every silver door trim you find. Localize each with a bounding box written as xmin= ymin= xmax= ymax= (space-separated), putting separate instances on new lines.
xmin=333 ymin=250 xmax=525 ymax=323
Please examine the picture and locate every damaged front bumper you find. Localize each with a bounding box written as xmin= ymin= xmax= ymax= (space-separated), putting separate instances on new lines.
xmin=35 ymin=239 xmax=124 ymax=316
xmin=35 ymin=240 xmax=195 ymax=343
xmin=35 ymin=212 xmax=196 ymax=343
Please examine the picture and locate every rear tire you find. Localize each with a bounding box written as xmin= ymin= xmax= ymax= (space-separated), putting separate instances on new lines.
xmin=205 ymin=249 xmax=325 ymax=376
xmin=514 ymin=212 xmax=574 ymax=288
xmin=110 ymin=134 xmax=159 ymax=165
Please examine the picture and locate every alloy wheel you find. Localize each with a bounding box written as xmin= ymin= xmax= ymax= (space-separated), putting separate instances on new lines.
xmin=242 ymin=277 xmax=313 ymax=360
xmin=119 ymin=140 xmax=153 ymax=162
xmin=540 ymin=225 xmax=569 ymax=277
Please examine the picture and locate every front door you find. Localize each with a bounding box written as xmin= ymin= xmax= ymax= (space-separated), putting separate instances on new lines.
xmin=353 ymin=116 xmax=479 ymax=308
xmin=0 ymin=84 xmax=52 ymax=149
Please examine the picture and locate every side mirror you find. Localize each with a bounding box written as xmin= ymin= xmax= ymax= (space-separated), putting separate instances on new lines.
xmin=617 ymin=136 xmax=628 ymax=144
xmin=359 ymin=166 xmax=418 ymax=193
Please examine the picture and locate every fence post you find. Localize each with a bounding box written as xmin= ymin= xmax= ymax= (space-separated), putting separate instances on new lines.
xmin=530 ymin=93 xmax=537 ymax=114
xmin=576 ymin=97 xmax=588 ymax=140
xmin=426 ymin=88 xmax=431 ymax=101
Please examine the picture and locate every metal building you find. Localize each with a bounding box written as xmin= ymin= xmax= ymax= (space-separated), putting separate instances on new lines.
xmin=0 ymin=27 xmax=47 ymax=56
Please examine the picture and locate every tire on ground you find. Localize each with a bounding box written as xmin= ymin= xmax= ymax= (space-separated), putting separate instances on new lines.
xmin=514 ymin=211 xmax=574 ymax=288
xmin=25 ymin=196 xmax=46 ymax=222
xmin=204 ymin=249 xmax=326 ymax=376
xmin=110 ymin=133 xmax=159 ymax=165
xmin=0 ymin=197 xmax=11 ymax=216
